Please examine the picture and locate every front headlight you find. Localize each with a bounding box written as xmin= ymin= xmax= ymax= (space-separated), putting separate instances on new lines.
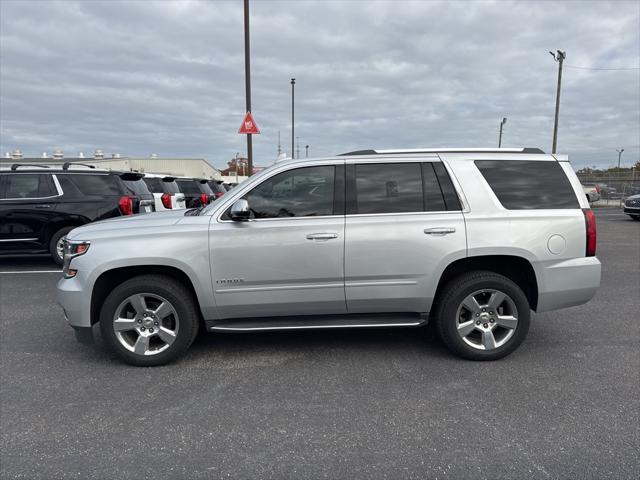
xmin=62 ymin=240 xmax=91 ymax=278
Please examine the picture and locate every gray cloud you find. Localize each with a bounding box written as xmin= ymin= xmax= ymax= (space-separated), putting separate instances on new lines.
xmin=1 ymin=0 xmax=638 ymax=170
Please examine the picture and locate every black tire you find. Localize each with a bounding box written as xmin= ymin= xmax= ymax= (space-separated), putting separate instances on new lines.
xmin=631 ymin=216 xmax=640 ymax=221
xmin=49 ymin=226 xmax=75 ymax=266
xmin=99 ymin=275 xmax=200 ymax=366
xmin=433 ymin=271 xmax=530 ymax=361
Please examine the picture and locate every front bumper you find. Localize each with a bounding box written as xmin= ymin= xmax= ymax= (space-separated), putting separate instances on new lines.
xmin=535 ymin=256 xmax=601 ymax=313
xmin=623 ymin=206 xmax=640 ymax=215
xmin=57 ymin=274 xmax=92 ymax=328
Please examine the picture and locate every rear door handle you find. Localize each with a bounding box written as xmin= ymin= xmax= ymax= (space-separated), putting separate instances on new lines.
xmin=306 ymin=233 xmax=338 ymax=241
xmin=35 ymin=204 xmax=53 ymax=209
xmin=424 ymin=227 xmax=456 ymax=236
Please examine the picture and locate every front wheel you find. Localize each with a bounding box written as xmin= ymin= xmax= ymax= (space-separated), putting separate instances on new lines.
xmin=434 ymin=271 xmax=530 ymax=360
xmin=99 ymin=275 xmax=199 ymax=366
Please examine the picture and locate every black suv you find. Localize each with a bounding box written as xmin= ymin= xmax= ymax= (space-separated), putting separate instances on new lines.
xmin=175 ymin=178 xmax=215 ymax=208
xmin=0 ymin=164 xmax=155 ymax=265
xmin=207 ymin=180 xmax=227 ymax=200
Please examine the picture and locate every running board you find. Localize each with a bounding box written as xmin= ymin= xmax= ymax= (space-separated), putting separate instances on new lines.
xmin=206 ymin=313 xmax=427 ymax=332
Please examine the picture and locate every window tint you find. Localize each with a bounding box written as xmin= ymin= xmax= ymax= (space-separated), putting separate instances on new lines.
xmin=176 ymin=179 xmax=200 ymax=194
xmin=244 ymin=165 xmax=335 ymax=218
xmin=3 ymin=174 xmax=56 ymax=199
xmin=67 ymin=174 xmax=121 ymax=196
xmin=475 ymin=160 xmax=579 ymax=209
xmin=161 ymin=179 xmax=179 ymax=194
xmin=432 ymin=162 xmax=462 ymax=210
xmin=354 ymin=163 xmax=423 ymax=214
xmin=422 ymin=163 xmax=447 ymax=211
xmin=122 ymin=179 xmax=151 ymax=196
xmin=143 ymin=177 xmax=163 ymax=193
xmin=198 ymin=182 xmax=213 ymax=195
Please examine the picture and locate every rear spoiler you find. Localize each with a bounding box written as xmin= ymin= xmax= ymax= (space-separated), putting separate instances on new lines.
xmin=119 ymin=172 xmax=145 ymax=181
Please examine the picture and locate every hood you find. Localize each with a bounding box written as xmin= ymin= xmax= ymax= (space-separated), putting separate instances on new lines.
xmin=67 ymin=209 xmax=189 ymax=240
xmin=625 ymin=194 xmax=640 ymax=201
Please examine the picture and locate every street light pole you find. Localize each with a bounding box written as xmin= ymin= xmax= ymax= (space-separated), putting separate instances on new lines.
xmin=305 ymin=145 xmax=309 ymax=158
xmin=243 ymin=0 xmax=253 ymax=175
xmin=290 ymin=78 xmax=295 ymax=159
xmin=498 ymin=117 xmax=507 ymax=147
xmin=550 ymin=50 xmax=566 ymax=154
xmin=616 ymin=148 xmax=624 ymax=169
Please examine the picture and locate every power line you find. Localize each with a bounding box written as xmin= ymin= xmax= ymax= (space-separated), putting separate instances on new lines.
xmin=564 ymin=65 xmax=640 ymax=71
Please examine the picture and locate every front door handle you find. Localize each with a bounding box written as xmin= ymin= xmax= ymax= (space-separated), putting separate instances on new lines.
xmin=306 ymin=233 xmax=338 ymax=241
xmin=424 ymin=227 xmax=456 ymax=236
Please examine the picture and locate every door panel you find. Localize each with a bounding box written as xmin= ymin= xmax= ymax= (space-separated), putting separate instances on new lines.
xmin=344 ymin=212 xmax=466 ymax=313
xmin=210 ymin=217 xmax=346 ymax=318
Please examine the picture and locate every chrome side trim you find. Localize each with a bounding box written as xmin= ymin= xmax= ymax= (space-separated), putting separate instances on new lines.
xmin=209 ymin=321 xmax=424 ymax=332
xmin=0 ymin=237 xmax=38 ymax=242
xmin=345 ymin=280 xmax=417 ymax=287
xmin=215 ymin=283 xmax=344 ymax=294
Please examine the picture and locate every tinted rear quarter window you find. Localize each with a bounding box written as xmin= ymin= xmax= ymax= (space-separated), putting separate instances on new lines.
xmin=475 ymin=160 xmax=579 ymax=209
xmin=143 ymin=177 xmax=163 ymax=193
xmin=122 ymin=179 xmax=152 ymax=196
xmin=198 ymin=182 xmax=213 ymax=194
xmin=65 ymin=174 xmax=121 ymax=196
xmin=161 ymin=180 xmax=179 ymax=194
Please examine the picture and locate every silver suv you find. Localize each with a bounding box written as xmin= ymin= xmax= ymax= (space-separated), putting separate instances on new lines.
xmin=57 ymin=148 xmax=601 ymax=366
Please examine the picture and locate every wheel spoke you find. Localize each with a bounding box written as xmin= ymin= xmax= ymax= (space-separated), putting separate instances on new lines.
xmin=156 ymin=327 xmax=177 ymax=346
xmin=114 ymin=318 xmax=137 ymax=332
xmin=487 ymin=291 xmax=506 ymax=310
xmin=457 ymin=320 xmax=477 ymax=337
xmin=133 ymin=334 xmax=150 ymax=355
xmin=496 ymin=315 xmax=518 ymax=330
xmin=462 ymin=296 xmax=482 ymax=315
xmin=129 ymin=294 xmax=147 ymax=315
xmin=481 ymin=330 xmax=497 ymax=350
xmin=154 ymin=302 xmax=173 ymax=320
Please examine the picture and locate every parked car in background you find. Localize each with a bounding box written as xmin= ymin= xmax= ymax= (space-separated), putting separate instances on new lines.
xmin=582 ymin=183 xmax=601 ymax=203
xmin=57 ymin=147 xmax=600 ymax=366
xmin=207 ymin=180 xmax=227 ymax=200
xmin=142 ymin=174 xmax=186 ymax=211
xmin=623 ymin=194 xmax=640 ymax=220
xmin=175 ymin=177 xmax=215 ymax=208
xmin=0 ymin=164 xmax=154 ymax=264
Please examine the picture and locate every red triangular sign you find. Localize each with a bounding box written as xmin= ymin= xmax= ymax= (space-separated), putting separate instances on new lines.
xmin=238 ymin=111 xmax=260 ymax=134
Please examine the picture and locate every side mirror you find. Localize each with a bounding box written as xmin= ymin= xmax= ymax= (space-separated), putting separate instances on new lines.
xmin=230 ymin=199 xmax=250 ymax=221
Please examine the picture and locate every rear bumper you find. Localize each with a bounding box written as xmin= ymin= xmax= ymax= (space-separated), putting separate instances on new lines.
xmin=535 ymin=257 xmax=601 ymax=312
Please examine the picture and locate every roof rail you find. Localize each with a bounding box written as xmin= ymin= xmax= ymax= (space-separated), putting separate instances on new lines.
xmin=10 ymin=163 xmax=51 ymax=170
xmin=62 ymin=162 xmax=96 ymax=170
xmin=338 ymin=147 xmax=545 ymax=156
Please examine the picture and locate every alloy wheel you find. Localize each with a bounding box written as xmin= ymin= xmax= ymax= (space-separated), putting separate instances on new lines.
xmin=455 ymin=289 xmax=518 ymax=350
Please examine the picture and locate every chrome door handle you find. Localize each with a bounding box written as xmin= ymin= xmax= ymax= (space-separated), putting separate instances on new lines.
xmin=424 ymin=227 xmax=456 ymax=236
xmin=35 ymin=204 xmax=53 ymax=209
xmin=306 ymin=233 xmax=338 ymax=240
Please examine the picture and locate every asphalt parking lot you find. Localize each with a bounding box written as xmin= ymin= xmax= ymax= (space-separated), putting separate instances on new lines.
xmin=0 ymin=209 xmax=638 ymax=479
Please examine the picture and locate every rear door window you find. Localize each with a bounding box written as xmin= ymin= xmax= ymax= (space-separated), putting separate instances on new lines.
xmin=3 ymin=174 xmax=57 ymax=199
xmin=475 ymin=160 xmax=579 ymax=209
xmin=353 ymin=163 xmax=423 ymax=214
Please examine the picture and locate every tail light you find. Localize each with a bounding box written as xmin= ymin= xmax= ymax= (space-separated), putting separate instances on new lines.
xmin=161 ymin=193 xmax=173 ymax=209
xmin=199 ymin=193 xmax=209 ymax=205
xmin=582 ymin=208 xmax=597 ymax=257
xmin=118 ymin=195 xmax=134 ymax=215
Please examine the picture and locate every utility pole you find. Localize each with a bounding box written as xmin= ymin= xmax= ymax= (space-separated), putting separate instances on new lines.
xmin=305 ymin=145 xmax=309 ymax=158
xmin=291 ymin=78 xmax=295 ymax=159
xmin=498 ymin=117 xmax=507 ymax=147
xmin=277 ymin=130 xmax=282 ymax=157
xmin=549 ymin=50 xmax=566 ymax=154
xmin=616 ymin=148 xmax=624 ymax=169
xmin=243 ymin=0 xmax=253 ymax=175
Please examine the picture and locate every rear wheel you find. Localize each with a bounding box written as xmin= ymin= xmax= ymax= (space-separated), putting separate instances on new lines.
xmin=49 ymin=226 xmax=75 ymax=266
xmin=99 ymin=275 xmax=199 ymax=366
xmin=434 ymin=271 xmax=530 ymax=360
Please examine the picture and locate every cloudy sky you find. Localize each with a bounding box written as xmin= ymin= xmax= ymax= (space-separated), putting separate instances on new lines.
xmin=1 ymin=0 xmax=638 ymax=170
